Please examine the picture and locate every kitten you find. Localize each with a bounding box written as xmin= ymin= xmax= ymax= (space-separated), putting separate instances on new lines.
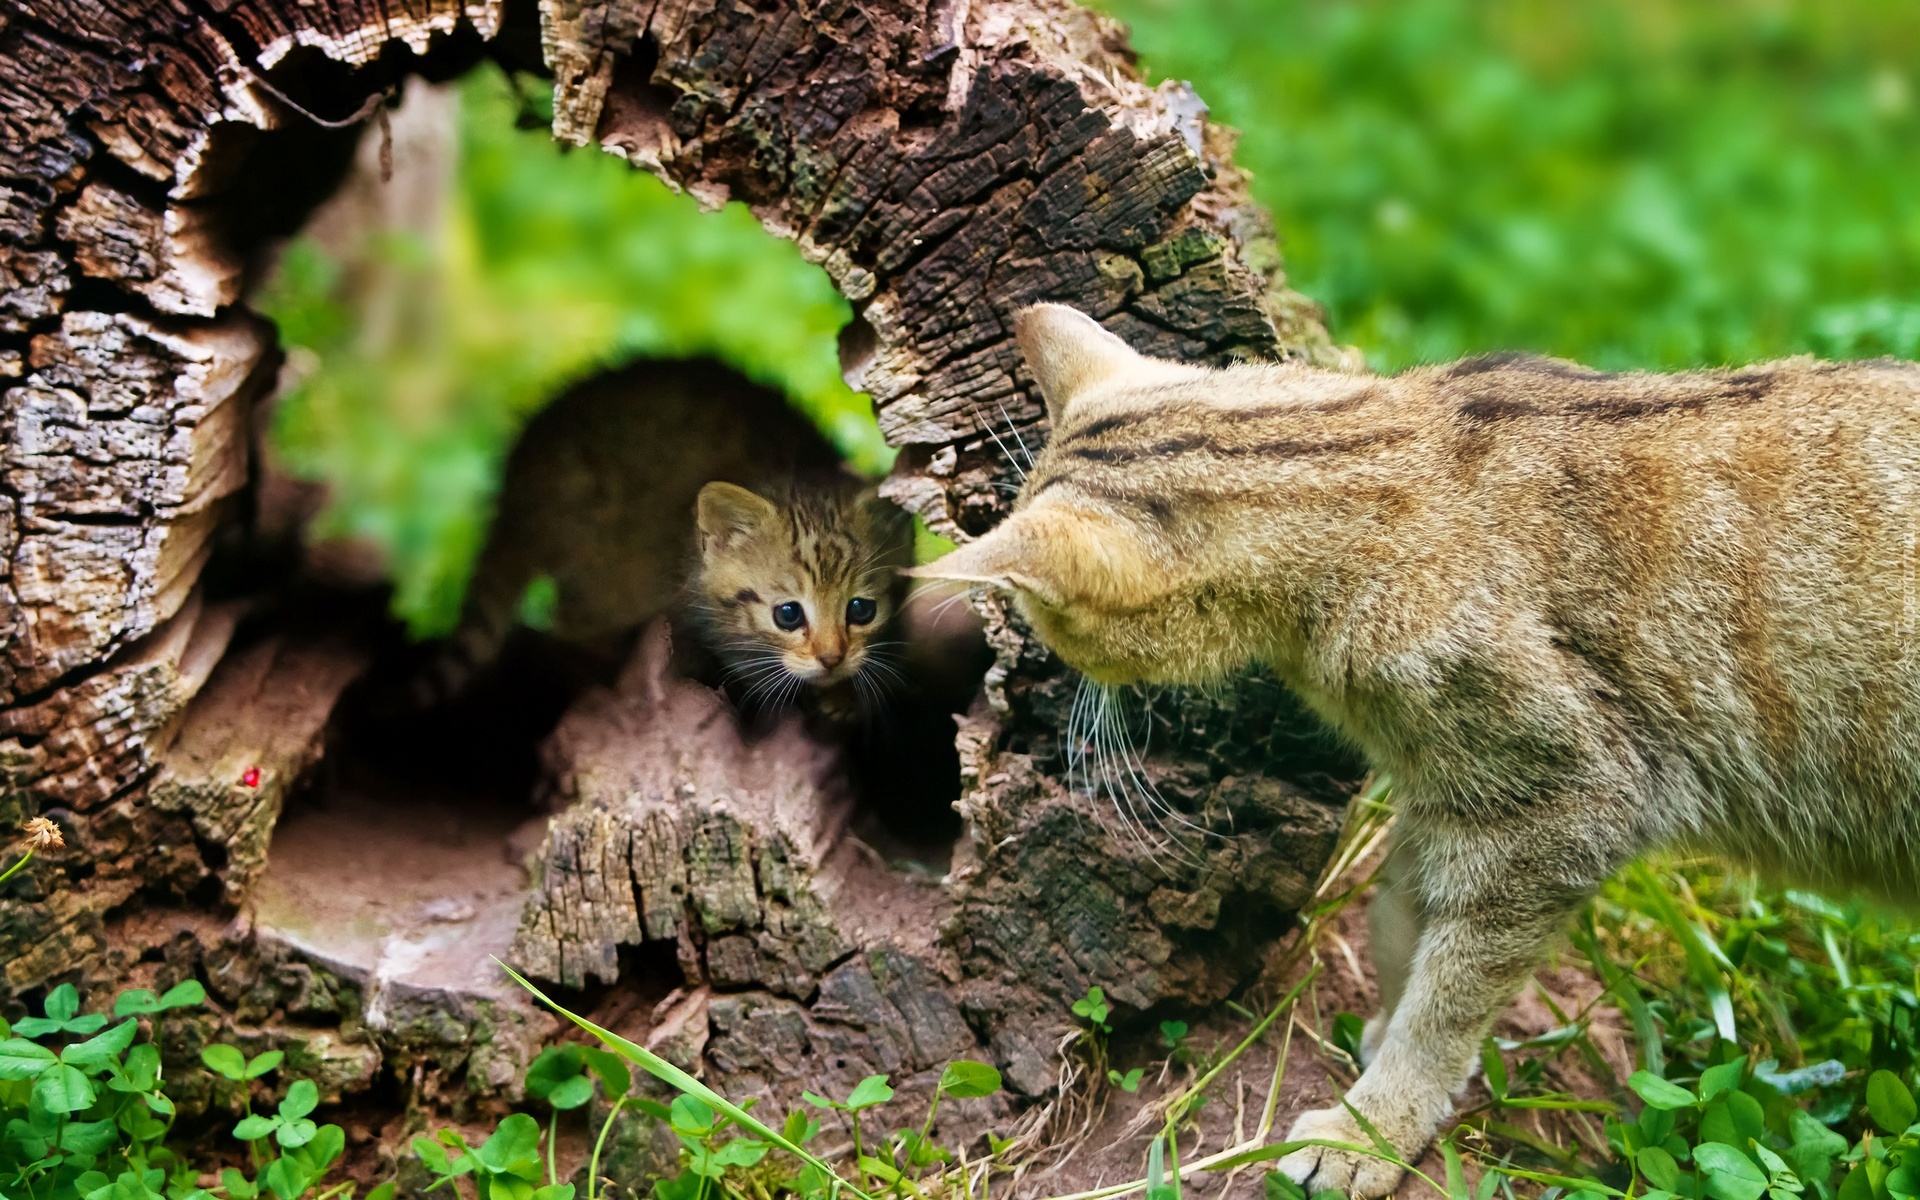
xmin=427 ymin=358 xmax=901 ymax=707
xmin=915 ymin=303 xmax=1920 ymax=1197
xmin=690 ymin=477 xmax=913 ymax=717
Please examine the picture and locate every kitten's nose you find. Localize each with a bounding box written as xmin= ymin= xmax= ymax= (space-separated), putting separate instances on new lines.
xmin=817 ymin=649 xmax=844 ymax=670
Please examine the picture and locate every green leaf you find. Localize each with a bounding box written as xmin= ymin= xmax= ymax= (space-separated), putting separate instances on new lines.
xmin=262 ymin=1157 xmax=312 ymax=1200
xmin=1868 ymin=1072 xmax=1917 ymax=1136
xmin=1481 ymin=1040 xmax=1509 ymax=1101
xmin=669 ymin=1094 xmax=714 ymax=1136
xmin=1701 ymin=1061 xmax=1746 ymax=1102
xmin=491 ymin=1177 xmax=535 ymax=1200
xmin=532 ymin=1187 xmax=576 ymax=1200
xmin=61 ymin=1119 xmax=117 ymax=1155
xmin=1439 ymin=1139 xmax=1469 ymax=1200
xmin=632 ymin=1097 xmax=671 ymax=1122
xmin=246 ymin=1051 xmax=285 ymax=1080
xmin=34 ymin=1063 xmax=96 ymax=1113
xmin=581 ymin=1048 xmax=630 ymax=1098
xmin=276 ymin=1117 xmax=318 ymax=1149
xmin=200 ymin=1045 xmax=247 ymax=1082
xmin=1639 ymin=1146 xmax=1682 ymax=1191
xmin=115 ymin=1042 xmax=161 ymax=1093
xmin=278 ymin=1078 xmax=319 ymax=1121
xmin=1631 ymin=1071 xmax=1699 ymax=1111
xmin=546 ymin=1074 xmax=594 ymax=1111
xmin=220 ymin=1169 xmax=257 ymax=1200
xmin=367 ymin=1183 xmax=398 ymax=1200
xmin=1161 ymin=1021 xmax=1190 ymax=1049
xmin=524 ymin=1046 xmax=586 ymax=1101
xmin=1264 ymin=1171 xmax=1307 ymax=1200
xmin=1789 ymin=1111 xmax=1848 ymax=1158
xmin=845 ymin=1075 xmax=894 ymax=1110
xmin=653 ymin=1173 xmax=702 ymax=1200
xmin=1110 ymin=1067 xmax=1145 ymax=1092
xmin=415 ymin=1137 xmax=454 ymax=1175
xmin=291 ymin=1125 xmax=346 ymax=1173
xmin=113 ymin=990 xmax=161 ymax=1017
xmin=44 ymin=984 xmax=79 ymax=1023
xmin=477 ymin=1113 xmax=543 ymax=1174
xmin=782 ymin=1109 xmax=818 ymax=1144
xmin=1696 ymin=1143 xmax=1769 ymax=1200
xmin=234 ymin=1115 xmax=279 ymax=1141
xmin=62 ymin=1019 xmax=137 ymax=1070
xmin=800 ymin=1091 xmax=839 ymax=1111
xmin=711 ymin=1139 xmax=769 ymax=1168
xmin=1839 ymin=1165 xmax=1876 ymax=1200
xmin=0 ymin=1038 xmax=57 ymax=1079
xmin=158 ymin=981 xmax=205 ymax=1010
xmin=938 ymin=1061 xmax=1002 ymax=1099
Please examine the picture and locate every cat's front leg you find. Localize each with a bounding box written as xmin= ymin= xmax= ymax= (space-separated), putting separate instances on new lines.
xmin=1278 ymin=811 xmax=1622 ymax=1197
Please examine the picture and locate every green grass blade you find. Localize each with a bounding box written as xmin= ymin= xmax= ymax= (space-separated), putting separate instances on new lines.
xmin=1627 ymin=864 xmax=1737 ymax=1043
xmin=495 ymin=960 xmax=876 ymax=1200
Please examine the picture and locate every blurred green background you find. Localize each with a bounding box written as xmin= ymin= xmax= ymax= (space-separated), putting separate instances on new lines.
xmin=260 ymin=0 xmax=1920 ymax=634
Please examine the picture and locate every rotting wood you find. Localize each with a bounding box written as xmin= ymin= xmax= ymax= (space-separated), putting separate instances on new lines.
xmin=148 ymin=632 xmax=371 ymax=904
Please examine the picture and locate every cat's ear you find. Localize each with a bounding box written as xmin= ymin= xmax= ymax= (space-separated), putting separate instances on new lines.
xmin=907 ymin=505 xmax=1154 ymax=610
xmin=697 ymin=482 xmax=778 ymax=551
xmin=1015 ymin=304 xmax=1145 ymax=424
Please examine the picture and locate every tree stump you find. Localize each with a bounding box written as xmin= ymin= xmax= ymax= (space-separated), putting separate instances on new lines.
xmin=0 ymin=0 xmax=1368 ymax=1165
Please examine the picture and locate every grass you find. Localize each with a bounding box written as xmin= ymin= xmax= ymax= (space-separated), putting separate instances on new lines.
xmin=1094 ymin=0 xmax=1920 ymax=374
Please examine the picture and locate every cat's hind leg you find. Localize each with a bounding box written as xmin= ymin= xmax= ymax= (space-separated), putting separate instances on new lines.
xmin=1279 ymin=799 xmax=1635 ymax=1197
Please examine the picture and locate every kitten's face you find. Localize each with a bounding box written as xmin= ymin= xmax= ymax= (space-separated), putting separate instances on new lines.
xmin=695 ymin=482 xmax=911 ymax=695
xmin=910 ymin=305 xmax=1250 ymax=688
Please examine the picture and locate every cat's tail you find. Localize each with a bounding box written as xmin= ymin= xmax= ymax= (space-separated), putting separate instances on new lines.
xmin=406 ymin=571 xmax=522 ymax=710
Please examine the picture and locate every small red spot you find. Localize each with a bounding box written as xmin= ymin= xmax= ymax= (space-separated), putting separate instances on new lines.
xmin=240 ymin=766 xmax=261 ymax=788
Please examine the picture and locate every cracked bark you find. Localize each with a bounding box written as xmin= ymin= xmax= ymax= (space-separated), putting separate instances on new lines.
xmin=0 ymin=0 xmax=1366 ymax=1157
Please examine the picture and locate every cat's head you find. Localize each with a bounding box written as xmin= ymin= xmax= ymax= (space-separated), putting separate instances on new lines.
xmin=911 ymin=304 xmax=1260 ymax=687
xmin=694 ymin=479 xmax=912 ymax=695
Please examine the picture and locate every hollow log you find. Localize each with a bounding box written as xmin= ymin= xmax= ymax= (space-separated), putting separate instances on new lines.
xmin=0 ymin=0 xmax=1367 ymax=1169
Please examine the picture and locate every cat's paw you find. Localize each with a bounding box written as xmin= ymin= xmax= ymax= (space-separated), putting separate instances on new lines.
xmin=1276 ymin=1105 xmax=1409 ymax=1199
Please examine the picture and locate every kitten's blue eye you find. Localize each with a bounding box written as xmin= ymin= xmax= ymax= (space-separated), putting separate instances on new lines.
xmin=771 ymin=601 xmax=806 ymax=631
xmin=846 ymin=597 xmax=877 ymax=626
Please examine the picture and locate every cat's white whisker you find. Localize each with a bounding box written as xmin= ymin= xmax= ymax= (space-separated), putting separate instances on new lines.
xmin=970 ymin=401 xmax=1028 ymax=482
xmin=995 ymin=399 xmax=1037 ymax=471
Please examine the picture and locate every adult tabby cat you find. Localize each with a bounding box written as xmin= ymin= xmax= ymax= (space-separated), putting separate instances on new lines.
xmin=915 ymin=304 xmax=1920 ymax=1197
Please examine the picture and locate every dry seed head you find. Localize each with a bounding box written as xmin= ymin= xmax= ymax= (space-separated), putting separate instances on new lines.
xmin=22 ymin=817 xmax=62 ymax=851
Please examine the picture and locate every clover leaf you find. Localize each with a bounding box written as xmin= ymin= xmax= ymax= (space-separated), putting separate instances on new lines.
xmin=16 ymin=984 xmax=109 ymax=1038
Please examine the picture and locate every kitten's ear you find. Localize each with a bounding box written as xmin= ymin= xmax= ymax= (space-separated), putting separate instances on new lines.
xmin=906 ymin=505 xmax=1154 ymax=610
xmin=697 ymin=482 xmax=778 ymax=550
xmin=1015 ymin=303 xmax=1144 ymax=424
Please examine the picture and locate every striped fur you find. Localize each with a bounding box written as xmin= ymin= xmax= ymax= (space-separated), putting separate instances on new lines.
xmin=917 ymin=304 xmax=1920 ymax=1195
xmin=692 ymin=478 xmax=912 ymax=712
